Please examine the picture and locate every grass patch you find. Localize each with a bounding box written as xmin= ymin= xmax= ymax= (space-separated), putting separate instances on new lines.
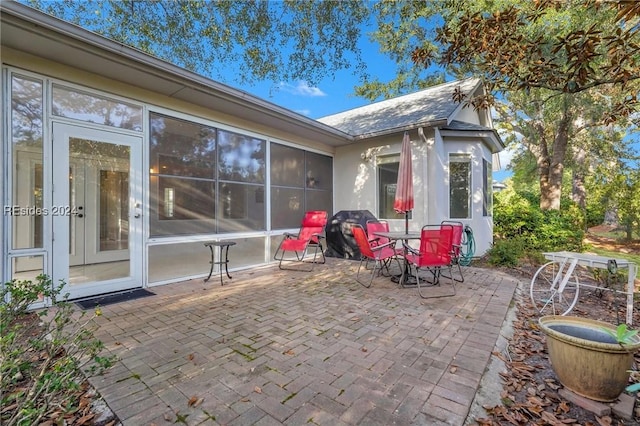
xmin=586 ymin=247 xmax=640 ymax=266
xmin=589 ymin=228 xmax=639 ymax=241
xmin=231 ymin=348 xmax=256 ymax=361
xmin=242 ymin=343 xmax=257 ymax=352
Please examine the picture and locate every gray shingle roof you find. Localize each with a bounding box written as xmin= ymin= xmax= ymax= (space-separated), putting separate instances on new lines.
xmin=317 ymin=78 xmax=481 ymax=138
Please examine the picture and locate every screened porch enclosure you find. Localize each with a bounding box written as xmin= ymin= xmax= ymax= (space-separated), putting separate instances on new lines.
xmin=4 ymin=69 xmax=333 ymax=295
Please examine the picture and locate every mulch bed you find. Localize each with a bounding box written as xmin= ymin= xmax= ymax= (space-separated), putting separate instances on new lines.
xmin=473 ymin=258 xmax=640 ymax=426
xmin=476 ymin=291 xmax=640 ymax=426
xmin=2 ymin=312 xmax=118 ymax=426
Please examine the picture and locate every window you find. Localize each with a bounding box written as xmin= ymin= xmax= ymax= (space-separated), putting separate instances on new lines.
xmin=52 ymin=84 xmax=142 ymax=131
xmin=377 ymin=155 xmax=399 ymax=219
xmin=483 ymin=159 xmax=493 ymax=216
xmin=217 ymin=130 xmax=266 ymax=233
xmin=270 ymin=143 xmax=332 ymax=229
xmin=149 ymin=113 xmax=267 ymax=236
xmin=149 ymin=113 xmax=216 ymax=236
xmin=449 ymin=154 xmax=471 ymax=219
xmin=304 ymin=151 xmax=333 ymax=213
xmin=11 ymin=74 xmax=44 ymax=249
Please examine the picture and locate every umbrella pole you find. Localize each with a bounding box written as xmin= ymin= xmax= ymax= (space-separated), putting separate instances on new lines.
xmin=402 ymin=210 xmax=410 ymax=286
xmin=404 ymin=211 xmax=409 ymax=234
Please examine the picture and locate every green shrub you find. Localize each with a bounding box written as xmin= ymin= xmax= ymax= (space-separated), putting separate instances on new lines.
xmin=1 ymin=275 xmax=116 ymax=425
xmin=493 ymin=188 xmax=543 ymax=240
xmin=486 ymin=238 xmax=525 ymax=267
xmin=585 ymin=201 xmax=605 ymax=229
xmin=493 ymin=188 xmax=585 ymax=262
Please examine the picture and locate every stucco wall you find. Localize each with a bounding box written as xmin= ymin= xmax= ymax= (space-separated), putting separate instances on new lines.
xmin=452 ymin=103 xmax=482 ymax=125
xmin=333 ymin=130 xmax=431 ymax=233
xmin=4 ymin=47 xmax=497 ymax=263
xmin=435 ymin=136 xmax=495 ymax=255
xmin=334 ymin=127 xmax=495 ymax=257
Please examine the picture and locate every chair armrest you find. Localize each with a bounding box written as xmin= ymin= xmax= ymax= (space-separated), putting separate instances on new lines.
xmin=402 ymin=242 xmax=420 ymax=256
xmin=370 ymin=240 xmax=398 ymax=253
xmin=283 ymin=232 xmax=297 ymax=238
xmin=368 ymin=237 xmax=381 ymax=246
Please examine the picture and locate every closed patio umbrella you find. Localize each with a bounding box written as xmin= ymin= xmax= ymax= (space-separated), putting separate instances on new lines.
xmin=394 ymin=132 xmax=414 ymax=233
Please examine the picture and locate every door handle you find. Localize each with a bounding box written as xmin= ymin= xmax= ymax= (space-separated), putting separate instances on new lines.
xmin=134 ymin=213 xmax=141 ymax=218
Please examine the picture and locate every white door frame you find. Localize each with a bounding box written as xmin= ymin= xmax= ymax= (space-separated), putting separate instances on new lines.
xmin=51 ymin=122 xmax=143 ymax=299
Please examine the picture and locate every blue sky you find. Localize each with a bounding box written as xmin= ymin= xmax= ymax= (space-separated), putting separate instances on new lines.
xmin=214 ymin=25 xmax=517 ymax=182
xmin=230 ymin=38 xmax=395 ymax=120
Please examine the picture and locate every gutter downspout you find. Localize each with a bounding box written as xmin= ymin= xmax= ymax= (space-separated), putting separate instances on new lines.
xmin=418 ymin=126 xmax=433 ymax=146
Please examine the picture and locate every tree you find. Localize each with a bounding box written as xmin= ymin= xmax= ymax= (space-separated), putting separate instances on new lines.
xmin=409 ymin=0 xmax=640 ymax=210
xmin=25 ymin=0 xmax=370 ymax=87
xmin=493 ymin=83 xmax=638 ymax=210
xmin=587 ymin=153 xmax=640 ymax=240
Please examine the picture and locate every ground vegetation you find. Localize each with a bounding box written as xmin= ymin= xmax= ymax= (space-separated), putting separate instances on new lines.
xmin=475 ymin=228 xmax=640 ymax=425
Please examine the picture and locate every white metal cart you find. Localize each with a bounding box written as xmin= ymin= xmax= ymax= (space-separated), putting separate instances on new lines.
xmin=529 ymin=251 xmax=638 ymax=324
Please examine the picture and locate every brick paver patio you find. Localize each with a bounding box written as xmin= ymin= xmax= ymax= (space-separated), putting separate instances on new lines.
xmin=88 ymin=259 xmax=519 ymax=425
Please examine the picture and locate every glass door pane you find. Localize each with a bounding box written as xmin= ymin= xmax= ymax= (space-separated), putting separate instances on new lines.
xmin=70 ymin=138 xmax=130 ymax=284
xmin=99 ymin=170 xmax=129 ymax=252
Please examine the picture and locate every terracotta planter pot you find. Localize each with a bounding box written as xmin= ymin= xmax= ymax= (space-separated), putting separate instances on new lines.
xmin=538 ymin=316 xmax=640 ymax=402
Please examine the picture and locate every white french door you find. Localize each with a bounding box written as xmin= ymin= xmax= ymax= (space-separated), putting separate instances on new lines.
xmin=52 ymin=123 xmax=143 ymax=299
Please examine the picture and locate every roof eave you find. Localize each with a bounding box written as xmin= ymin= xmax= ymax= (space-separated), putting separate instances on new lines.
xmin=439 ymin=128 xmax=505 ymax=153
xmin=350 ymin=119 xmax=449 ymax=141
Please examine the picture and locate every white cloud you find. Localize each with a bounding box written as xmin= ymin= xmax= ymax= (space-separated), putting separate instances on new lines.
xmin=278 ymin=80 xmax=327 ymax=97
xmin=499 ymin=146 xmax=516 ymax=169
xmin=295 ymin=109 xmax=312 ymax=116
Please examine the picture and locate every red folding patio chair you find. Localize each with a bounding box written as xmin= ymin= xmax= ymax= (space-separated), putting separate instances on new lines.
xmin=273 ymin=210 xmax=328 ymax=271
xmin=441 ymin=220 xmax=465 ymax=282
xmin=366 ymin=219 xmax=402 ymax=275
xmin=352 ymin=224 xmax=401 ymax=288
xmin=401 ymin=224 xmax=456 ymax=298
xmin=366 ymin=219 xmax=390 ymax=247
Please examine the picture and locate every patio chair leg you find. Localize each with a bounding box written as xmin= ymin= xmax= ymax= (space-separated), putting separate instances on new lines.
xmin=382 ymin=256 xmax=401 ymax=277
xmin=441 ymin=261 xmax=465 ymax=283
xmin=379 ymin=257 xmax=397 ymax=277
xmin=306 ymin=243 xmax=326 ymax=271
xmin=417 ymin=266 xmax=456 ymax=299
xmin=277 ymin=243 xmax=326 ymax=272
xmin=399 ymin=263 xmax=417 ymax=288
xmin=454 ymin=262 xmax=464 ymax=282
xmin=355 ymin=258 xmax=375 ymax=288
xmin=317 ymin=243 xmax=326 ymax=264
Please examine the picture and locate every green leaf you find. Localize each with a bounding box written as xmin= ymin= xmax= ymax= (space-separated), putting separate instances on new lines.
xmin=626 ymin=383 xmax=640 ymax=393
